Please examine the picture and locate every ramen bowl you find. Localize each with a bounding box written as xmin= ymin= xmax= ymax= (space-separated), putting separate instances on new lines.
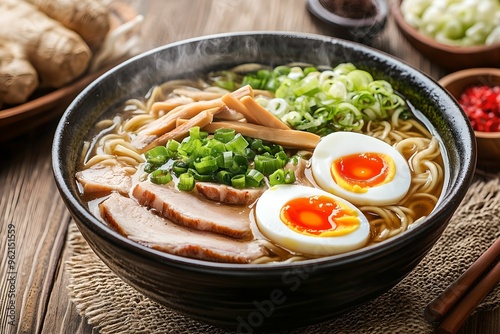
xmin=52 ymin=32 xmax=476 ymax=331
xmin=393 ymin=1 xmax=500 ymax=71
xmin=439 ymin=68 xmax=500 ymax=168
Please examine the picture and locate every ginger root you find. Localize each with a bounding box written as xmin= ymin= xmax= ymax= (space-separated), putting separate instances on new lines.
xmin=25 ymin=0 xmax=111 ymax=49
xmin=0 ymin=40 xmax=39 ymax=105
xmin=0 ymin=0 xmax=111 ymax=106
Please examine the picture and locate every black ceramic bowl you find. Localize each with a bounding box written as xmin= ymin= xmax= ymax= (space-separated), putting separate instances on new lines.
xmin=52 ymin=32 xmax=476 ymax=331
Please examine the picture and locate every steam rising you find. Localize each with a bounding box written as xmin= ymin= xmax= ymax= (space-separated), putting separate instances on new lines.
xmin=107 ymin=33 xmax=399 ymax=112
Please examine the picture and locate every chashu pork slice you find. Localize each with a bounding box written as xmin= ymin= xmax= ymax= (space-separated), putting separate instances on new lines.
xmin=100 ymin=193 xmax=268 ymax=263
xmin=76 ymin=161 xmax=132 ymax=195
xmin=132 ymin=181 xmax=252 ymax=238
xmin=195 ymin=182 xmax=265 ymax=206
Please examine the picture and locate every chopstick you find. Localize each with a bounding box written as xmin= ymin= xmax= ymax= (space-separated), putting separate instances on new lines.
xmin=424 ymin=237 xmax=500 ymax=334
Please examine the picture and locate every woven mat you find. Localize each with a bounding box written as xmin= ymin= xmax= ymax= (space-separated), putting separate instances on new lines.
xmin=66 ymin=171 xmax=500 ymax=334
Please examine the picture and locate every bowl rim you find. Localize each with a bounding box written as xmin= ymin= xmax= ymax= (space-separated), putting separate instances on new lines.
xmin=52 ymin=31 xmax=476 ymax=272
xmin=475 ymin=131 xmax=500 ymax=139
xmin=438 ymin=67 xmax=500 ymax=87
xmin=392 ymin=0 xmax=500 ymax=55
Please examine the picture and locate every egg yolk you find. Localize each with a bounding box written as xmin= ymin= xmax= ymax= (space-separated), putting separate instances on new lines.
xmin=331 ymin=152 xmax=396 ymax=193
xmin=280 ymin=195 xmax=360 ymax=237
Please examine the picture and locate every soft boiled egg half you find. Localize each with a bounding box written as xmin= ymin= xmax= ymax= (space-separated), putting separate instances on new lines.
xmin=255 ymin=184 xmax=370 ymax=256
xmin=311 ymin=132 xmax=411 ymax=206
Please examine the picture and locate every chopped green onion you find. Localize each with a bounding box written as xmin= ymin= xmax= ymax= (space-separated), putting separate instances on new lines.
xmin=144 ymin=146 xmax=168 ymax=165
xmin=266 ymin=98 xmax=288 ymax=117
xmin=209 ymin=70 xmax=237 ymax=90
xmin=269 ymin=169 xmax=285 ymax=186
xmin=216 ymin=80 xmax=234 ymax=91
xmin=244 ymin=147 xmax=256 ymax=160
xmin=144 ymin=125 xmax=292 ymax=190
xmin=172 ymin=161 xmax=188 ymax=176
xmin=242 ymin=76 xmax=264 ymax=89
xmin=269 ymin=168 xmax=295 ymax=186
xmin=293 ymin=76 xmax=320 ymax=96
xmin=207 ymin=139 xmax=225 ymax=155
xmin=284 ymin=168 xmax=296 ymax=184
xmin=216 ymin=170 xmax=232 ymax=185
xmin=231 ymin=174 xmax=246 ymax=189
xmin=228 ymin=154 xmax=249 ymax=174
xmin=144 ymin=163 xmax=156 ymax=174
xmin=250 ymin=139 xmax=271 ymax=154
xmin=195 ymin=146 xmax=211 ymax=159
xmin=166 ymin=139 xmax=180 ymax=157
xmin=275 ymin=151 xmax=288 ymax=167
xmin=333 ymin=62 xmax=357 ymax=75
xmin=327 ymin=80 xmax=348 ymax=99
xmin=288 ymin=155 xmax=299 ymax=166
xmin=257 ymin=69 xmax=271 ymax=78
xmin=225 ymin=133 xmax=248 ymax=154
xmin=239 ymin=63 xmax=412 ymax=134
xmin=352 ymin=91 xmax=376 ymax=109
xmin=189 ymin=126 xmax=201 ymax=140
xmin=273 ymin=65 xmax=291 ymax=76
xmin=347 ymin=70 xmax=373 ymax=90
xmin=189 ymin=168 xmax=214 ymax=182
xmin=150 ymin=169 xmax=172 ymax=185
xmin=303 ymin=67 xmax=318 ymax=75
xmin=246 ymin=169 xmax=264 ymax=187
xmin=178 ymin=173 xmax=195 ymax=191
xmin=254 ymin=155 xmax=281 ymax=175
xmin=214 ymin=128 xmax=235 ymax=143
xmin=221 ymin=151 xmax=234 ymax=168
xmin=194 ymin=156 xmax=218 ymax=174
xmin=178 ymin=136 xmax=201 ymax=155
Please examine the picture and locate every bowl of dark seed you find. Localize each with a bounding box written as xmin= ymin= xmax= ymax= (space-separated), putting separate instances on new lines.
xmin=307 ymin=0 xmax=388 ymax=44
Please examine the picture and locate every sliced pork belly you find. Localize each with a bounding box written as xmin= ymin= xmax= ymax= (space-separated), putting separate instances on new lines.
xmin=100 ymin=193 xmax=267 ymax=263
xmin=195 ymin=182 xmax=265 ymax=205
xmin=132 ymin=181 xmax=252 ymax=238
xmin=76 ymin=161 xmax=132 ymax=195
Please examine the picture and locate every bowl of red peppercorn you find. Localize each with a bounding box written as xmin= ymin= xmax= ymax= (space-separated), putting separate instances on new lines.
xmin=307 ymin=0 xmax=388 ymax=44
xmin=439 ymin=68 xmax=500 ymax=168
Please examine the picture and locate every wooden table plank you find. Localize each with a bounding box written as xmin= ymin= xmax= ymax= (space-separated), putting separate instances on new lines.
xmin=42 ymin=239 xmax=94 ymax=334
xmin=0 ymin=121 xmax=71 ymax=334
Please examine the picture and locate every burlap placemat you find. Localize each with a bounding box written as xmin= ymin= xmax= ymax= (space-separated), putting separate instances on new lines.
xmin=66 ymin=171 xmax=500 ymax=334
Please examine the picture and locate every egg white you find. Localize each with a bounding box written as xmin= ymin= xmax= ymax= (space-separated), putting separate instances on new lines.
xmin=255 ymin=184 xmax=370 ymax=256
xmin=311 ymin=132 xmax=411 ymax=206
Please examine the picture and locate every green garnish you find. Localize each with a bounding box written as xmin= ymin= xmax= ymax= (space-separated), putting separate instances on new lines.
xmin=145 ymin=127 xmax=295 ymax=191
xmin=238 ymin=63 xmax=409 ymax=136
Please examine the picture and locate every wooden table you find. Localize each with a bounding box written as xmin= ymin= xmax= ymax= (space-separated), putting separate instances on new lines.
xmin=0 ymin=1 xmax=498 ymax=333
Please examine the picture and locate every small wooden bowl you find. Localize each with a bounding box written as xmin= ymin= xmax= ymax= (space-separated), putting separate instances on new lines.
xmin=307 ymin=0 xmax=388 ymax=44
xmin=439 ymin=68 xmax=500 ymax=168
xmin=393 ymin=1 xmax=500 ymax=71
